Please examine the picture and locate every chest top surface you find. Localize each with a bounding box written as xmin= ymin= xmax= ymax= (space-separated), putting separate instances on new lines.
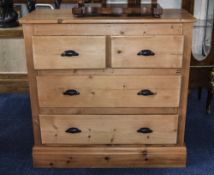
xmin=20 ymin=9 xmax=195 ymax=24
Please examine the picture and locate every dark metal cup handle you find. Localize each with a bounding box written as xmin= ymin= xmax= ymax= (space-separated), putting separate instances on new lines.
xmin=137 ymin=127 xmax=153 ymax=134
xmin=63 ymin=89 xmax=80 ymax=96
xmin=137 ymin=50 xmax=155 ymax=56
xmin=66 ymin=127 xmax=82 ymax=134
xmin=137 ymin=89 xmax=155 ymax=96
xmin=61 ymin=50 xmax=79 ymax=57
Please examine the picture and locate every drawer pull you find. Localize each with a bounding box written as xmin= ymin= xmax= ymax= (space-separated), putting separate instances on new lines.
xmin=137 ymin=89 xmax=155 ymax=96
xmin=66 ymin=127 xmax=82 ymax=134
xmin=63 ymin=89 xmax=80 ymax=96
xmin=137 ymin=127 xmax=153 ymax=134
xmin=61 ymin=50 xmax=79 ymax=57
xmin=137 ymin=50 xmax=155 ymax=56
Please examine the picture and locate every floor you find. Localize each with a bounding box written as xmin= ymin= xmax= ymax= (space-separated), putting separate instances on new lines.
xmin=0 ymin=89 xmax=214 ymax=175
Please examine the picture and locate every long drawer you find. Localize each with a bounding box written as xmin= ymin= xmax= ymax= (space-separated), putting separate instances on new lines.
xmin=37 ymin=75 xmax=181 ymax=108
xmin=111 ymin=36 xmax=184 ymax=68
xmin=32 ymin=36 xmax=106 ymax=69
xmin=40 ymin=115 xmax=178 ymax=145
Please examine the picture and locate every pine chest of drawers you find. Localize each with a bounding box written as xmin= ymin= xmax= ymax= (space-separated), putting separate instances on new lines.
xmin=20 ymin=9 xmax=195 ymax=168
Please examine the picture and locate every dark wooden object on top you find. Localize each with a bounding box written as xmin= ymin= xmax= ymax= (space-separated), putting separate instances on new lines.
xmin=72 ymin=0 xmax=163 ymax=17
xmin=182 ymin=0 xmax=214 ymax=113
xmin=14 ymin=0 xmax=157 ymax=3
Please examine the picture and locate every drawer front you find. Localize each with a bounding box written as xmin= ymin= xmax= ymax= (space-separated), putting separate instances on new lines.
xmin=111 ymin=36 xmax=184 ymax=68
xmin=40 ymin=115 xmax=178 ymax=144
xmin=37 ymin=75 xmax=181 ymax=108
xmin=32 ymin=36 xmax=106 ymax=69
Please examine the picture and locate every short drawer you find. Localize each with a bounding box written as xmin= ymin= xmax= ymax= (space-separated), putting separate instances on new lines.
xmin=111 ymin=36 xmax=184 ymax=68
xmin=37 ymin=75 xmax=181 ymax=108
xmin=40 ymin=115 xmax=178 ymax=145
xmin=32 ymin=36 xmax=106 ymax=69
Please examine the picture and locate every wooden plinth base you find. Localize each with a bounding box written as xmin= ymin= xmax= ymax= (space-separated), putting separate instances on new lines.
xmin=33 ymin=146 xmax=187 ymax=168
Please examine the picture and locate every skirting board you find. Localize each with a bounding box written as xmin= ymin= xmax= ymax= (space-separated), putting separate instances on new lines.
xmin=33 ymin=146 xmax=187 ymax=168
xmin=0 ymin=74 xmax=28 ymax=93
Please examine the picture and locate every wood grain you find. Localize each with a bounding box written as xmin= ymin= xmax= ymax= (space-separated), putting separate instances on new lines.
xmin=0 ymin=26 xmax=23 ymax=38
xmin=40 ymin=107 xmax=178 ymax=115
xmin=40 ymin=114 xmax=178 ymax=145
xmin=182 ymin=0 xmax=194 ymax=13
xmin=33 ymin=23 xmax=183 ymax=36
xmin=21 ymin=9 xmax=195 ymax=168
xmin=111 ymin=35 xmax=184 ymax=68
xmin=177 ymin=23 xmax=194 ymax=145
xmin=32 ymin=36 xmax=106 ymax=69
xmin=19 ymin=9 xmax=195 ymax=24
xmin=33 ymin=146 xmax=187 ymax=168
xmin=38 ymin=68 xmax=182 ymax=76
xmin=37 ymin=75 xmax=181 ymax=108
xmin=0 ymin=74 xmax=28 ymax=93
xmin=22 ymin=25 xmax=41 ymax=145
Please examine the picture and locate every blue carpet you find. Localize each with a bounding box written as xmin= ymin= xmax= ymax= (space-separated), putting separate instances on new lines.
xmin=1 ymin=90 xmax=214 ymax=175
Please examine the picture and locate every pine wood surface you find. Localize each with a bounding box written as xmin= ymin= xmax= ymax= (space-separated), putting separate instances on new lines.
xmin=33 ymin=146 xmax=187 ymax=168
xmin=111 ymin=35 xmax=184 ymax=68
xmin=33 ymin=23 xmax=183 ymax=36
xmin=23 ymin=25 xmax=42 ymax=145
xmin=38 ymin=68 xmax=182 ymax=76
xmin=40 ymin=114 xmax=178 ymax=145
xmin=21 ymin=9 xmax=195 ymax=168
xmin=19 ymin=9 xmax=195 ymax=24
xmin=39 ymin=107 xmax=178 ymax=115
xmin=36 ymin=75 xmax=181 ymax=108
xmin=32 ymin=36 xmax=106 ymax=69
xmin=177 ymin=23 xmax=193 ymax=145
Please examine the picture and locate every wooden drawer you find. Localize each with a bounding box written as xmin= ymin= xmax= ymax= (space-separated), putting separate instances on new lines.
xmin=32 ymin=36 xmax=106 ymax=69
xmin=39 ymin=115 xmax=178 ymax=145
xmin=111 ymin=36 xmax=184 ymax=68
xmin=37 ymin=75 xmax=181 ymax=108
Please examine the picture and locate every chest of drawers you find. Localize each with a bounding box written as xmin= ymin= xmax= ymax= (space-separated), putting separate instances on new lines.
xmin=20 ymin=9 xmax=195 ymax=168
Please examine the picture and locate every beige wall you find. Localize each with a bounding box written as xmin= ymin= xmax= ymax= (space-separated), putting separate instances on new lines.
xmin=0 ymin=39 xmax=27 ymax=73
